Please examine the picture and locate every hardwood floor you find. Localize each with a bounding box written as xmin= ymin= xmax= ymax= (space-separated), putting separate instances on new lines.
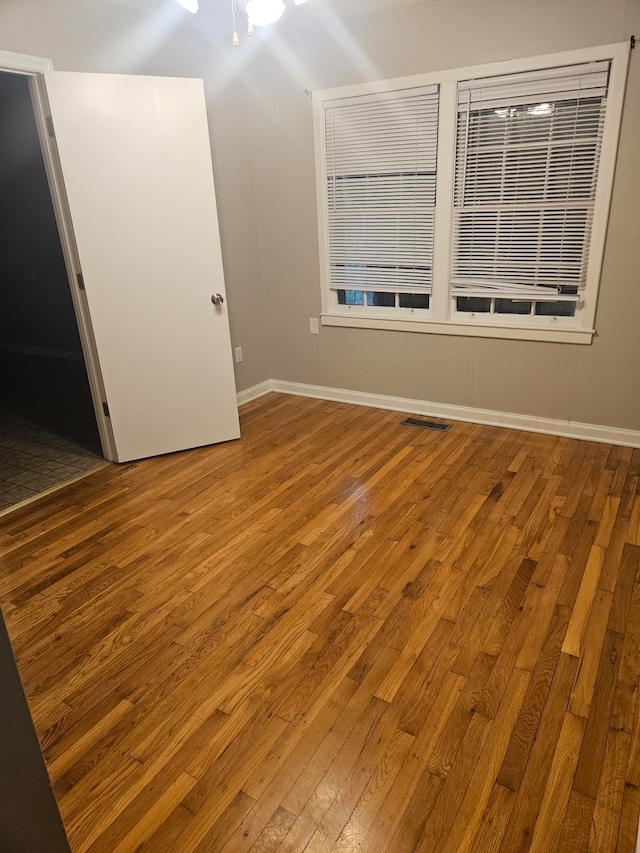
xmin=1 ymin=392 xmax=640 ymax=852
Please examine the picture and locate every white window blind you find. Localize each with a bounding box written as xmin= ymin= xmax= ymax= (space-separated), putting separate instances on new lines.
xmin=324 ymin=85 xmax=439 ymax=294
xmin=451 ymin=61 xmax=610 ymax=300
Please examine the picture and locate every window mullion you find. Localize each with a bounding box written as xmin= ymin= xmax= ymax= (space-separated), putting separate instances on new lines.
xmin=431 ymin=79 xmax=457 ymax=322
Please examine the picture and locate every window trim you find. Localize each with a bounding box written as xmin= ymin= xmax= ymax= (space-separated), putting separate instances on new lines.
xmin=313 ymin=42 xmax=630 ymax=344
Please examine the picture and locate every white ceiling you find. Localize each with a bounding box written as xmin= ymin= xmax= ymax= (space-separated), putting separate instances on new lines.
xmin=108 ymin=0 xmax=442 ymax=17
xmin=103 ymin=0 xmax=445 ymax=46
xmin=333 ymin=0 xmax=441 ymax=12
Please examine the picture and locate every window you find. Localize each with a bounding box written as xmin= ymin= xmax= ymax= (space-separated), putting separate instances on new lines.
xmin=452 ymin=62 xmax=608 ymax=322
xmin=314 ymin=44 xmax=629 ymax=343
xmin=325 ymin=86 xmax=439 ymax=316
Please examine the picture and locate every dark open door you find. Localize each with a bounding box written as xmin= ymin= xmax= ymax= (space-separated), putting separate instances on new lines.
xmin=0 ymin=611 xmax=70 ymax=852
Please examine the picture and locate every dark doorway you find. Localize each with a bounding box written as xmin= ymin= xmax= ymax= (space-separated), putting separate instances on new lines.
xmin=0 ymin=71 xmax=104 ymax=513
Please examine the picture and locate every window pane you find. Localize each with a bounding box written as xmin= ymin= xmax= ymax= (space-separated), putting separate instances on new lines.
xmin=495 ymin=299 xmax=532 ymax=314
xmin=399 ymin=293 xmax=430 ymax=309
xmin=337 ymin=289 xmax=365 ymax=305
xmin=456 ymin=297 xmax=491 ymax=313
xmin=534 ymin=301 xmax=577 ymax=317
xmin=367 ymin=292 xmax=396 ymax=307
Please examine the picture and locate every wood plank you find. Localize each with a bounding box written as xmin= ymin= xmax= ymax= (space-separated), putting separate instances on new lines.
xmin=497 ymin=603 xmax=571 ymax=792
xmin=557 ymin=790 xmax=595 ymax=853
xmin=569 ymin=590 xmax=614 ymax=719
xmin=359 ymin=670 xmax=464 ymax=853
xmin=426 ymin=652 xmax=495 ymax=778
xmin=468 ymin=784 xmax=516 ymax=853
xmin=617 ymin=781 xmax=640 ymax=853
xmin=437 ymin=667 xmax=530 ymax=851
xmin=573 ymin=630 xmax=623 ymax=799
xmin=46 ymin=699 xmax=134 ymax=782
xmin=383 ymin=770 xmax=443 ymax=853
xmin=528 ymin=712 xmax=586 ymax=852
xmin=588 ymin=727 xmax=631 ymax=852
xmin=612 ymin=582 xmax=640 ymax=733
xmin=191 ymin=791 xmax=256 ymax=853
xmin=562 ymin=544 xmax=604 ymax=657
xmin=109 ymin=772 xmax=198 ymax=853
xmin=414 ymin=714 xmax=492 ymax=852
xmin=330 ymin=727 xmax=415 ymax=851
xmin=500 ymin=652 xmax=578 ymax=852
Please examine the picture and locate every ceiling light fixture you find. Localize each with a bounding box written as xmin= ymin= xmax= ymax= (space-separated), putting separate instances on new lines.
xmin=176 ymin=0 xmax=199 ymax=12
xmin=246 ymin=0 xmax=286 ymax=26
xmin=175 ymin=0 xmax=306 ymax=42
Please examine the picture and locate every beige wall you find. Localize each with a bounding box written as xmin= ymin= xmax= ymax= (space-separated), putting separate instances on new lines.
xmin=0 ymin=0 xmax=270 ymax=391
xmin=245 ymin=0 xmax=640 ymax=430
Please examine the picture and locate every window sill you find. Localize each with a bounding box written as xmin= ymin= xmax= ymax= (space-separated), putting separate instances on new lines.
xmin=321 ymin=313 xmax=595 ymax=344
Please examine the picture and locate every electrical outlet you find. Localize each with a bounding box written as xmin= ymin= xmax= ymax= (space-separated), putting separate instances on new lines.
xmin=310 ymin=318 xmax=319 ymax=335
xmin=234 ymin=346 xmax=243 ymax=363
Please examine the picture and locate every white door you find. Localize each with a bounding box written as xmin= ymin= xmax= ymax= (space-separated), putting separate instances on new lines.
xmin=43 ymin=72 xmax=240 ymax=463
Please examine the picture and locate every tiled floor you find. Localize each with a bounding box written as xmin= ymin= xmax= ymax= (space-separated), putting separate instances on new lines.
xmin=0 ymin=407 xmax=106 ymax=513
xmin=0 ymin=349 xmax=108 ymax=513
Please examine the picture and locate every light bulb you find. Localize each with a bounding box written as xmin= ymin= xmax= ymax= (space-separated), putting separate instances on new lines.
xmin=176 ymin=0 xmax=199 ymax=12
xmin=246 ymin=0 xmax=286 ymax=26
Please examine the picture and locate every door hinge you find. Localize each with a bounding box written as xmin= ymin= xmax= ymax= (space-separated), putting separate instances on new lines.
xmin=46 ymin=116 xmax=55 ymax=138
xmin=102 ymin=402 xmax=110 ymax=418
xmin=76 ymin=272 xmax=85 ymax=291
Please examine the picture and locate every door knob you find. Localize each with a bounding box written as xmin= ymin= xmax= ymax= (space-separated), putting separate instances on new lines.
xmin=211 ymin=293 xmax=224 ymax=306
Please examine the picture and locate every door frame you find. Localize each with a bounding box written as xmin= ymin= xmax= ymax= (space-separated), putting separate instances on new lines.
xmin=0 ymin=50 xmax=117 ymax=461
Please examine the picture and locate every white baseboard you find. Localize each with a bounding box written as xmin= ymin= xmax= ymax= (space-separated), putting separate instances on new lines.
xmin=236 ymin=379 xmax=274 ymax=406
xmin=237 ymin=378 xmax=640 ymax=448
